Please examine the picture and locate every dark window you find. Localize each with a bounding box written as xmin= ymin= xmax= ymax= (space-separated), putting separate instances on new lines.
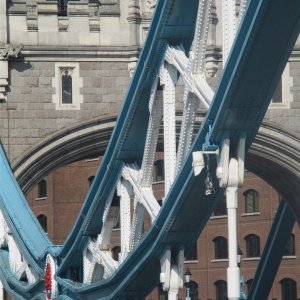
xmin=245 ymin=234 xmax=260 ymax=257
xmin=58 ymin=0 xmax=68 ymax=16
xmin=37 ymin=214 xmax=47 ymax=233
xmin=154 ymin=160 xmax=164 ymax=182
xmin=38 ymin=179 xmax=47 ymax=198
xmin=185 ymin=280 xmax=199 ymax=300
xmin=283 ymin=234 xmax=295 ymax=256
xmin=215 ymin=280 xmax=228 ymax=300
xmin=88 ymin=176 xmax=95 ymax=187
xmin=185 ymin=242 xmax=198 ymax=261
xmin=158 ymin=284 xmax=168 ymax=300
xmin=213 ymin=195 xmax=227 ymax=216
xmin=112 ymin=246 xmax=121 ymax=261
xmin=272 ymin=78 xmax=282 ymax=103
xmin=244 ymin=189 xmax=259 ymax=213
xmin=246 ymin=279 xmax=253 ymax=294
xmin=62 ymin=70 xmax=72 ymax=104
xmin=214 ymin=237 xmax=228 ymax=259
xmin=280 ymin=278 xmax=297 ymax=300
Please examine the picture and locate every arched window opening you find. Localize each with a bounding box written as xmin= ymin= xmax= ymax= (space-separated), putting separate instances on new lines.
xmin=61 ymin=69 xmax=73 ymax=104
xmin=244 ymin=189 xmax=259 ymax=213
xmin=154 ymin=160 xmax=165 ymax=182
xmin=184 ymin=280 xmax=199 ymax=300
xmin=213 ymin=237 xmax=228 ymax=259
xmin=38 ymin=179 xmax=47 ymax=198
xmin=215 ymin=280 xmax=228 ymax=300
xmin=185 ymin=241 xmax=198 ymax=261
xmin=246 ymin=279 xmax=253 ymax=294
xmin=88 ymin=176 xmax=95 ymax=187
xmin=37 ymin=214 xmax=47 ymax=233
xmin=213 ymin=195 xmax=227 ymax=216
xmin=280 ymin=278 xmax=297 ymax=300
xmin=245 ymin=234 xmax=260 ymax=257
xmin=112 ymin=246 xmax=121 ymax=261
xmin=283 ymin=234 xmax=295 ymax=256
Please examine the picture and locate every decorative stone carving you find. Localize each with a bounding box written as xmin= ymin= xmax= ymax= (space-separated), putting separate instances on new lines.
xmin=146 ymin=0 xmax=156 ymax=12
xmin=0 ymin=44 xmax=23 ymax=60
xmin=0 ymin=44 xmax=23 ymax=101
xmin=26 ymin=0 xmax=38 ymax=31
xmin=127 ymin=0 xmax=140 ymax=23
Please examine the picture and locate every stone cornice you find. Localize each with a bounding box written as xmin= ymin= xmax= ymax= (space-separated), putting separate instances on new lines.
xmin=17 ymin=45 xmax=141 ymax=61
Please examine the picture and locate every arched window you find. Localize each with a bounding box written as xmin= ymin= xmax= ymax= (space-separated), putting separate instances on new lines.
xmin=246 ymin=279 xmax=253 ymax=294
xmin=88 ymin=176 xmax=95 ymax=187
xmin=112 ymin=246 xmax=121 ymax=261
xmin=213 ymin=195 xmax=227 ymax=216
xmin=244 ymin=189 xmax=259 ymax=213
xmin=61 ymin=69 xmax=73 ymax=104
xmin=245 ymin=234 xmax=260 ymax=257
xmin=37 ymin=214 xmax=47 ymax=233
xmin=283 ymin=234 xmax=295 ymax=256
xmin=213 ymin=237 xmax=228 ymax=259
xmin=185 ymin=241 xmax=198 ymax=261
xmin=280 ymin=278 xmax=297 ymax=300
xmin=38 ymin=179 xmax=47 ymax=198
xmin=154 ymin=160 xmax=164 ymax=182
xmin=215 ymin=280 xmax=228 ymax=300
xmin=187 ymin=280 xmax=199 ymax=300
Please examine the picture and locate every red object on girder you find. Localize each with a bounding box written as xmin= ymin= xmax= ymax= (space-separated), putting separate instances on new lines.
xmin=44 ymin=262 xmax=52 ymax=299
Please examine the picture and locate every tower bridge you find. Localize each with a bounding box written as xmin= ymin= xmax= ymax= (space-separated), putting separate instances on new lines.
xmin=0 ymin=0 xmax=300 ymax=299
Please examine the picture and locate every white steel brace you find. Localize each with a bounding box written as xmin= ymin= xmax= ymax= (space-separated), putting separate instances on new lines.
xmin=160 ymin=62 xmax=178 ymax=195
xmin=160 ymin=248 xmax=184 ymax=300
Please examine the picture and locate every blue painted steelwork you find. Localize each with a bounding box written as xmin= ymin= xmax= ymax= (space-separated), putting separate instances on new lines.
xmin=0 ymin=0 xmax=299 ymax=298
xmin=247 ymin=200 xmax=295 ymax=300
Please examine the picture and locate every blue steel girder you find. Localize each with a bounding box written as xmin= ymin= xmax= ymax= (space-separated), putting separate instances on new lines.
xmin=247 ymin=200 xmax=295 ymax=300
xmin=55 ymin=0 xmax=300 ymax=298
xmin=0 ymin=0 xmax=299 ymax=298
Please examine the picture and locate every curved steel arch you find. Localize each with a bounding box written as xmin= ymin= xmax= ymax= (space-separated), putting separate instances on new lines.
xmin=13 ymin=117 xmax=300 ymax=222
xmin=0 ymin=0 xmax=299 ymax=298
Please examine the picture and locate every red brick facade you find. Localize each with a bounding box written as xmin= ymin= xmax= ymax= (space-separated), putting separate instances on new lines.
xmin=26 ymin=155 xmax=300 ymax=300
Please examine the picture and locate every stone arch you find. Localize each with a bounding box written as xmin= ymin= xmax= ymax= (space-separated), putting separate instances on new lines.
xmin=12 ymin=118 xmax=300 ymax=225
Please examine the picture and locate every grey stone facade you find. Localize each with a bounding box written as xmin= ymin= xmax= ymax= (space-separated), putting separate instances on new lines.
xmin=0 ymin=0 xmax=299 ymax=174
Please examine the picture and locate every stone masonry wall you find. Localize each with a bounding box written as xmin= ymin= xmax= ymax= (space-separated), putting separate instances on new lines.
xmin=1 ymin=60 xmax=131 ymax=163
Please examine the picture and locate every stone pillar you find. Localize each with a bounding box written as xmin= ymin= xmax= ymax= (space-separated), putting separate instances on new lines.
xmin=0 ymin=0 xmax=8 ymax=101
xmin=127 ymin=0 xmax=140 ymax=45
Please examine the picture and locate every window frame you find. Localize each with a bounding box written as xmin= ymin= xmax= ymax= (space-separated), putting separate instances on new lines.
xmin=280 ymin=278 xmax=297 ymax=300
xmin=245 ymin=234 xmax=261 ymax=258
xmin=213 ymin=236 xmax=228 ymax=260
xmin=37 ymin=179 xmax=47 ymax=199
xmin=244 ymin=189 xmax=259 ymax=214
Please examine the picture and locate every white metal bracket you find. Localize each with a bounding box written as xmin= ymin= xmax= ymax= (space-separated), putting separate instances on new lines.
xmin=160 ymin=248 xmax=184 ymax=299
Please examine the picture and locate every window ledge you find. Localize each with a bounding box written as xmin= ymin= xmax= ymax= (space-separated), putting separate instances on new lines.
xmin=241 ymin=212 xmax=261 ymax=216
xmin=184 ymin=260 xmax=198 ymax=264
xmin=35 ymin=197 xmax=47 ymax=201
xmin=211 ymin=259 xmax=228 ymax=263
xmin=210 ymin=215 xmax=227 ymax=220
xmin=152 ymin=180 xmax=164 ymax=185
xmin=282 ymin=255 xmax=297 ymax=259
xmin=112 ymin=228 xmax=121 ymax=232
xmin=242 ymin=257 xmax=260 ymax=261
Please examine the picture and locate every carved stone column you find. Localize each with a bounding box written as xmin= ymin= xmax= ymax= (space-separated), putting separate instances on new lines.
xmin=127 ymin=0 xmax=140 ymax=45
xmin=0 ymin=45 xmax=23 ymax=101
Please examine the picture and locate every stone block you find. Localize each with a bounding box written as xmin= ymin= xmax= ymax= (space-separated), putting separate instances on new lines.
xmin=25 ymin=77 xmax=39 ymax=87
xmin=39 ymin=77 xmax=52 ymax=86
xmin=101 ymin=77 xmax=115 ymax=88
